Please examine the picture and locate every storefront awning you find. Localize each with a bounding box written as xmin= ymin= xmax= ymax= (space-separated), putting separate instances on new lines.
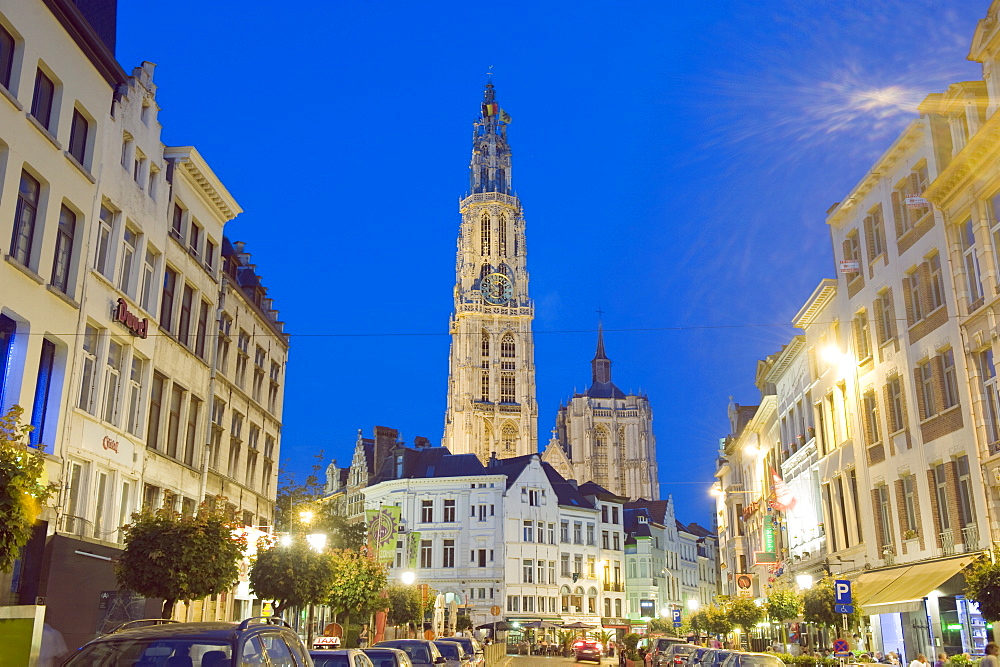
xmin=855 ymin=555 xmax=975 ymax=615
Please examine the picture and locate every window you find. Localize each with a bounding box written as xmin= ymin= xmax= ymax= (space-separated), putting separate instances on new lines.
xmin=956 ymin=455 xmax=975 ymax=528
xmin=443 ymin=499 xmax=456 ymax=522
xmin=844 ymin=231 xmax=861 ymax=278
xmin=147 ymin=165 xmax=159 ymax=199
xmin=68 ymin=109 xmax=89 ymax=165
xmin=268 ymin=361 xmax=280 ymax=413
xmin=612 ymin=506 xmax=619 ymax=523
xmin=126 ymin=355 xmax=144 ymax=436
xmin=205 ymin=238 xmax=217 ymax=271
xmin=893 ymin=165 xmax=930 ymax=235
xmin=118 ymin=227 xmax=137 ymax=295
xmin=537 ymin=520 xmax=545 ymax=544
xmin=918 ymin=361 xmax=935 ymax=418
xmin=228 ymin=412 xmax=243 ymax=477
xmin=561 ymin=553 xmax=570 ymax=576
xmin=500 ymin=423 xmax=516 ymax=455
xmin=253 ymin=346 xmax=266 ymax=401
xmin=928 ymin=254 xmax=946 ymax=311
xmin=507 ymin=596 xmax=519 ymax=613
xmin=523 ymin=559 xmax=534 ymax=583
xmin=132 ymin=149 xmax=146 ymax=185
xmin=613 ymin=532 xmax=620 ymax=550
xmin=139 ymin=249 xmax=157 ymax=313
xmin=876 ymin=290 xmax=896 ymax=344
xmin=528 ymin=489 xmax=540 ymax=506
xmin=978 ymin=350 xmax=1000 ymax=450
xmin=479 ymin=365 xmax=490 ymax=402
xmin=961 ymin=219 xmax=985 ymax=310
xmin=160 ymin=267 xmax=177 ymax=331
xmin=443 ymin=539 xmax=455 ymax=568
xmin=421 ymin=500 xmax=433 ymax=523
xmin=210 ymin=398 xmax=225 ymax=468
xmin=602 ymin=530 xmax=609 ymax=549
xmin=185 ymin=397 xmax=201 ymax=467
xmin=477 ymin=549 xmax=487 ymax=567
xmin=902 ymin=475 xmax=917 ymax=534
xmin=195 ymin=300 xmax=210 ymax=360
xmin=523 ymin=520 xmax=533 ymax=542
xmin=853 ymin=311 xmax=871 ymax=361
xmin=865 ymin=205 xmax=886 ymax=260
xmin=171 ymin=203 xmax=185 ymax=240
xmin=887 ymin=376 xmax=905 ymax=433
xmin=30 ymin=69 xmax=54 ymax=130
xmin=147 ymin=372 xmax=164 ymax=450
xmin=166 ymin=383 xmax=184 ymax=458
xmin=11 ymin=171 xmax=40 ymax=267
xmin=480 ymin=213 xmax=490 ymax=255
xmin=95 ymin=205 xmax=114 ymax=277
xmin=573 ymin=521 xmax=582 ymax=544
xmin=236 ymin=330 xmax=250 ymax=388
xmin=0 ymin=24 xmax=13 ymax=91
xmin=904 ymin=269 xmax=924 ymax=323
xmin=51 ymin=205 xmax=76 ymax=293
xmin=586 ymin=523 xmax=595 ymax=545
xmin=500 ymin=372 xmax=515 ymax=402
xmin=942 ymin=349 xmax=959 ymax=409
xmin=420 ymin=540 xmax=433 ymax=568
xmin=29 ymin=339 xmax=56 ymax=447
xmin=934 ymin=464 xmax=950 ymax=532
xmin=78 ymin=325 xmax=99 ymax=413
xmin=121 ymin=133 xmax=132 ymax=169
xmin=498 ymin=214 xmax=507 ymax=255
xmin=177 ymin=285 xmax=194 ymax=345
xmin=561 ymin=520 xmax=569 ymax=542
xmin=217 ymin=315 xmax=232 ymax=375
xmin=189 ymin=220 xmax=202 ymax=256
xmin=548 ymin=523 xmax=555 ymax=544
xmin=862 ymin=390 xmax=880 ymax=444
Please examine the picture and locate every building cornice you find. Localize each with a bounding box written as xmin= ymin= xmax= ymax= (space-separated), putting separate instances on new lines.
xmin=41 ymin=0 xmax=127 ymax=88
xmin=764 ymin=335 xmax=806 ymax=385
xmin=827 ymin=120 xmax=926 ymax=229
xmin=792 ymin=279 xmax=838 ymax=329
xmin=924 ymin=106 xmax=1000 ymax=208
xmin=164 ymin=146 xmax=242 ymax=221
xmin=969 ymin=4 xmax=1000 ymax=62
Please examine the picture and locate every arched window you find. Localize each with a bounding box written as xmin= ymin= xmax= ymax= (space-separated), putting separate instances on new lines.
xmin=500 ymin=333 xmax=515 ymax=358
xmin=480 ymin=213 xmax=490 ymax=256
xmin=498 ymin=214 xmax=507 ymax=255
xmin=484 ymin=422 xmax=493 ymax=448
xmin=594 ymin=426 xmax=609 ymax=487
xmin=604 ymin=598 xmax=612 ymax=617
xmin=615 ymin=598 xmax=622 ymax=617
xmin=480 ymin=367 xmax=490 ymax=402
xmin=501 ymin=423 xmax=517 ymax=455
xmin=481 ymin=331 xmax=490 ymax=358
xmin=497 ymin=168 xmax=506 ymax=193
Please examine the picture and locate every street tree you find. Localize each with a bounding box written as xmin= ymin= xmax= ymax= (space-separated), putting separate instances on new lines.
xmin=727 ymin=597 xmax=764 ymax=630
xmin=327 ymin=549 xmax=389 ymax=624
xmin=766 ymin=587 xmax=802 ymax=644
xmin=704 ymin=605 xmax=733 ymax=635
xmin=385 ymin=584 xmax=423 ymax=631
xmin=0 ymin=406 xmax=57 ymax=572
xmin=455 ymin=614 xmax=473 ymax=632
xmin=249 ymin=538 xmax=335 ymax=617
xmin=964 ymin=553 xmax=1000 ymax=621
xmin=116 ymin=499 xmax=247 ymax=619
xmin=802 ymin=577 xmax=838 ymax=628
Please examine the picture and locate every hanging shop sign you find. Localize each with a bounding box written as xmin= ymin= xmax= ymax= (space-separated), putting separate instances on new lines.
xmin=115 ymin=298 xmax=149 ymax=338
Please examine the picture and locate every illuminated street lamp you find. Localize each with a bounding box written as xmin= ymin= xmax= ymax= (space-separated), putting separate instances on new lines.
xmin=305 ymin=533 xmax=327 ymax=553
xmin=687 ymin=598 xmax=700 ymax=611
xmin=299 ymin=510 xmax=315 ymax=525
xmin=795 ymin=574 xmax=814 ymax=590
xmin=401 ymin=571 xmax=416 ymax=585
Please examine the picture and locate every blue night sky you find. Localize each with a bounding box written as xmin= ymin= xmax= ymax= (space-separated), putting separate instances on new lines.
xmin=115 ymin=1 xmax=984 ymax=524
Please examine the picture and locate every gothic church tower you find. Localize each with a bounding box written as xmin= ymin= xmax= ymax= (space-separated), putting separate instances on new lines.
xmin=542 ymin=324 xmax=659 ymax=501
xmin=443 ymin=83 xmax=537 ymax=461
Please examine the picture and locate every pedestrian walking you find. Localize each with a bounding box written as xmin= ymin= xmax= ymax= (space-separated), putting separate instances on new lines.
xmin=982 ymin=643 xmax=1000 ymax=667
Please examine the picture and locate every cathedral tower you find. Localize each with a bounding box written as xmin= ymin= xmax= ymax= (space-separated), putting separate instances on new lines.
xmin=542 ymin=324 xmax=659 ymax=501
xmin=443 ymin=83 xmax=537 ymax=461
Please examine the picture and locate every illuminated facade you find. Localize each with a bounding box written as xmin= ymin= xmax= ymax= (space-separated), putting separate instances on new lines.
xmin=443 ymin=83 xmax=537 ymax=461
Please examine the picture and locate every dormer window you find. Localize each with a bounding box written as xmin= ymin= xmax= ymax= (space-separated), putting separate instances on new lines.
xmin=638 ymin=515 xmax=648 ymax=524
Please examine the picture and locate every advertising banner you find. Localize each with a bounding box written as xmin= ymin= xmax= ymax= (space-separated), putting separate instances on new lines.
xmin=365 ymin=505 xmax=401 ymax=564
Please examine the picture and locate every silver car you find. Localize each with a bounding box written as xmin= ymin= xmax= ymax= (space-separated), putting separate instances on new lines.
xmin=433 ymin=640 xmax=471 ymax=667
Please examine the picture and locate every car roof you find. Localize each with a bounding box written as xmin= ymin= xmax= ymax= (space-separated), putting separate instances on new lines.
xmin=98 ymin=621 xmax=241 ymax=642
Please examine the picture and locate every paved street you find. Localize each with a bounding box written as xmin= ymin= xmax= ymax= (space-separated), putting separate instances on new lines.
xmin=495 ymin=655 xmax=620 ymax=666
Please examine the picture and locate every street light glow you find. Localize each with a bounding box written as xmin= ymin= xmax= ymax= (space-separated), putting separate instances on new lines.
xmin=795 ymin=574 xmax=814 ymax=590
xmin=305 ymin=533 xmax=327 ymax=552
xmin=401 ymin=571 xmax=416 ymax=585
xmin=299 ymin=510 xmax=314 ymax=524
xmin=687 ymin=599 xmax=700 ymax=611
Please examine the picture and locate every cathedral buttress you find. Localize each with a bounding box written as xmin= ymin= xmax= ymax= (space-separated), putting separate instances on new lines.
xmin=443 ymin=83 xmax=537 ymax=461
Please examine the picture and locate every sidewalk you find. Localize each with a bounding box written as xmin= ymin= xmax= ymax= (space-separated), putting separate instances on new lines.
xmin=498 ymin=655 xmax=620 ymax=666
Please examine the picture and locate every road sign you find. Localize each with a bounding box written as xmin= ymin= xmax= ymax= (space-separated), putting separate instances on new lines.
xmin=834 ymin=579 xmax=852 ymax=604
xmin=672 ymin=609 xmax=682 ymax=628
xmin=490 ymin=605 xmax=501 ymax=616
xmin=833 ymin=638 xmax=850 ymax=656
xmin=835 ymin=604 xmax=854 ymax=614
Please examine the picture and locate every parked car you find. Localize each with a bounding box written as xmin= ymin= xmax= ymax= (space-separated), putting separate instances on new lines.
xmin=433 ymin=640 xmax=471 ymax=667
xmin=363 ymin=647 xmax=415 ymax=667
xmin=650 ymin=638 xmax=688 ymax=666
xmin=374 ymin=639 xmax=446 ymax=666
xmin=61 ymin=617 xmax=312 ymax=666
xmin=720 ymin=652 xmax=786 ymax=667
xmin=701 ymin=649 xmax=736 ymax=667
xmin=441 ymin=637 xmax=483 ymax=665
xmin=685 ymin=646 xmax=715 ymax=667
xmin=658 ymin=643 xmax=698 ymax=667
xmin=310 ymin=649 xmax=375 ymax=667
xmin=574 ymin=639 xmax=604 ymax=663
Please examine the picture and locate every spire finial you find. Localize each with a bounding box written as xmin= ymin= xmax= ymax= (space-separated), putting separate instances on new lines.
xmin=592 ymin=318 xmax=611 ymax=384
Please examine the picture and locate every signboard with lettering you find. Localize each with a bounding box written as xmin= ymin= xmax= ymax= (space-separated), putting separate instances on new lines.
xmin=365 ymin=506 xmax=401 ymax=564
xmin=81 ymin=420 xmax=136 ymax=462
xmin=735 ymin=573 xmax=754 ymax=598
xmin=639 ymin=599 xmax=655 ymax=618
xmin=839 ymin=259 xmax=860 ymax=274
xmin=115 ymin=298 xmax=149 ymax=339
xmin=904 ymin=195 xmax=929 ymax=209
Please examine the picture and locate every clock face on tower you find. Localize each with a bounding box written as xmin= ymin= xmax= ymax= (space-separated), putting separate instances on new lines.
xmin=481 ymin=273 xmax=513 ymax=305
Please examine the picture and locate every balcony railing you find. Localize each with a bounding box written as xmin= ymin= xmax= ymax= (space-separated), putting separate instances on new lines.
xmin=962 ymin=524 xmax=980 ymax=552
xmin=882 ymin=544 xmax=895 ymax=566
xmin=941 ymin=530 xmax=956 ymax=556
xmin=602 ymin=582 xmax=623 ymax=592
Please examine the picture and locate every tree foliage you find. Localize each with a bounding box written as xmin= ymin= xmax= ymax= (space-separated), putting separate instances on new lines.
xmin=648 ymin=617 xmax=672 ymax=633
xmin=0 ymin=406 xmax=57 ymax=573
xmin=622 ymin=633 xmax=641 ymax=659
xmin=964 ymin=553 xmax=1000 ymax=622
xmin=249 ymin=538 xmax=335 ymax=616
xmin=766 ymin=588 xmax=802 ymax=622
xmin=688 ymin=610 xmax=707 ymax=633
xmin=327 ymin=549 xmax=389 ymax=618
xmin=802 ymin=577 xmax=838 ymax=628
xmin=116 ymin=499 xmax=247 ymax=618
xmin=704 ymin=605 xmax=733 ymax=635
xmin=385 ymin=584 xmax=423 ymax=628
xmin=727 ymin=597 xmax=764 ymax=629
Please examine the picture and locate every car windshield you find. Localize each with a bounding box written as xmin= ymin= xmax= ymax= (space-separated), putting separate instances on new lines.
xmin=64 ymin=639 xmax=233 ymax=667
xmin=672 ymin=646 xmax=697 ymax=655
xmin=435 ymin=643 xmax=461 ymax=658
xmin=446 ymin=639 xmax=475 ymax=654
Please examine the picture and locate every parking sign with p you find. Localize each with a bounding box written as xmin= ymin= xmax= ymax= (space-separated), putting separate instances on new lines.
xmin=835 ymin=580 xmax=851 ymax=604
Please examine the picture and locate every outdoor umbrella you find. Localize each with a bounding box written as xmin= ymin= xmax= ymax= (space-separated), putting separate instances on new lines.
xmin=521 ymin=621 xmax=560 ymax=629
xmin=476 ymin=621 xmax=512 ymax=631
xmin=561 ymin=622 xmax=596 ymax=629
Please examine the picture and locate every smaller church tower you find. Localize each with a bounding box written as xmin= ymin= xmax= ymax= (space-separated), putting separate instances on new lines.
xmin=542 ymin=324 xmax=659 ymax=501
